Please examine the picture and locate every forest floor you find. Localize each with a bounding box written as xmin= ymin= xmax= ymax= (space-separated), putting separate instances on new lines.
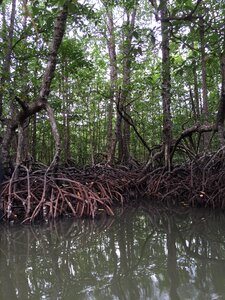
xmin=0 ymin=154 xmax=225 ymax=223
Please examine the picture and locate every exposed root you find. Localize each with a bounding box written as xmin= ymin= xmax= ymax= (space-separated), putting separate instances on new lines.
xmin=1 ymin=152 xmax=225 ymax=223
xmin=140 ymin=152 xmax=225 ymax=209
xmin=0 ymin=165 xmax=136 ymax=223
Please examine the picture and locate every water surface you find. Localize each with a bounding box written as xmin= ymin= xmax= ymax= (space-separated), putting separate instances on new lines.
xmin=0 ymin=205 xmax=225 ymax=300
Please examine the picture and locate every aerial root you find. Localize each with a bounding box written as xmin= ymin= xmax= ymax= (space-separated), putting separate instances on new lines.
xmin=1 ymin=155 xmax=225 ymax=223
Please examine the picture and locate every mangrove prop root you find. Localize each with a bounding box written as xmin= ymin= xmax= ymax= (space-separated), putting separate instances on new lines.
xmin=1 ymin=156 xmax=225 ymax=223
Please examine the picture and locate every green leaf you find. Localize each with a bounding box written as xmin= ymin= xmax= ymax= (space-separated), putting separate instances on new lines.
xmin=68 ymin=2 xmax=77 ymax=13
xmin=31 ymin=6 xmax=39 ymax=16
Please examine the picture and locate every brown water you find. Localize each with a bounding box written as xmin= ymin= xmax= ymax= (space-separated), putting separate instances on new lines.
xmin=0 ymin=205 xmax=225 ymax=300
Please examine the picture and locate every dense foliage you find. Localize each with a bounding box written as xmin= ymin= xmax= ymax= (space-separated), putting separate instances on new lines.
xmin=0 ymin=0 xmax=225 ymax=168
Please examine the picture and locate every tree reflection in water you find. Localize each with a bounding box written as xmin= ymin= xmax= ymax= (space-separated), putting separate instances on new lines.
xmin=0 ymin=205 xmax=225 ymax=300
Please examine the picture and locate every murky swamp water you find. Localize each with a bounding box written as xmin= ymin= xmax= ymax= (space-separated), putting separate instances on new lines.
xmin=0 ymin=204 xmax=225 ymax=300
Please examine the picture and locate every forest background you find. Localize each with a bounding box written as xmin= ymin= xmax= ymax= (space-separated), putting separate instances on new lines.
xmin=1 ymin=0 xmax=225 ymax=222
xmin=1 ymin=0 xmax=225 ymax=170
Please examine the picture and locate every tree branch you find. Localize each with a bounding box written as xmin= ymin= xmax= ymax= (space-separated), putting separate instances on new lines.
xmin=171 ymin=123 xmax=215 ymax=160
xmin=16 ymin=1 xmax=70 ymax=125
xmin=2 ymin=1 xmax=70 ymax=162
xmin=116 ymin=102 xmax=151 ymax=153
xmin=149 ymin=0 xmax=202 ymax=22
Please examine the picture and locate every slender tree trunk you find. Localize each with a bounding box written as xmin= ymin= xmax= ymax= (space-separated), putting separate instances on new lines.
xmin=46 ymin=104 xmax=61 ymax=167
xmin=217 ymin=17 xmax=225 ymax=146
xmin=189 ymin=59 xmax=200 ymax=122
xmin=160 ymin=0 xmax=172 ymax=170
xmin=66 ymin=105 xmax=71 ymax=161
xmin=32 ymin=114 xmax=37 ymax=161
xmin=122 ymin=104 xmax=131 ymax=164
xmin=217 ymin=53 xmax=225 ymax=146
xmin=200 ymin=17 xmax=209 ymax=122
xmin=104 ymin=2 xmax=137 ymax=165
xmin=65 ymin=86 xmax=71 ymax=162
xmin=0 ymin=2 xmax=7 ymax=41
xmin=118 ymin=7 xmax=137 ymax=165
xmin=116 ymin=95 xmax=123 ymax=162
xmin=0 ymin=0 xmax=16 ymax=119
xmin=199 ymin=17 xmax=210 ymax=150
xmin=0 ymin=0 xmax=16 ymax=167
xmin=189 ymin=88 xmax=198 ymax=121
xmin=193 ymin=58 xmax=200 ymax=119
xmin=62 ymin=61 xmax=71 ymax=163
xmin=20 ymin=0 xmax=30 ymax=163
xmin=104 ymin=6 xmax=118 ymax=164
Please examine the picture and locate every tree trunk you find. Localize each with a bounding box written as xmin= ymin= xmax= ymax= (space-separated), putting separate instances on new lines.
xmin=217 ymin=18 xmax=225 ymax=146
xmin=199 ymin=17 xmax=210 ymax=150
xmin=62 ymin=61 xmax=71 ymax=163
xmin=104 ymin=2 xmax=137 ymax=165
xmin=118 ymin=6 xmax=137 ymax=165
xmin=20 ymin=0 xmax=30 ymax=163
xmin=46 ymin=104 xmax=61 ymax=167
xmin=32 ymin=114 xmax=37 ymax=161
xmin=193 ymin=58 xmax=200 ymax=120
xmin=1 ymin=0 xmax=69 ymax=163
xmin=0 ymin=0 xmax=16 ymax=119
xmin=104 ymin=6 xmax=118 ymax=164
xmin=160 ymin=0 xmax=172 ymax=170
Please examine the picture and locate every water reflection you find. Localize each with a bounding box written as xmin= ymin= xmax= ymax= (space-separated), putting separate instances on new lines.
xmin=0 ymin=205 xmax=225 ymax=300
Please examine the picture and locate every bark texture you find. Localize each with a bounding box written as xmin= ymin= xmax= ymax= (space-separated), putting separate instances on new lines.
xmin=199 ymin=17 xmax=210 ymax=150
xmin=0 ymin=0 xmax=16 ymax=118
xmin=160 ymin=0 xmax=172 ymax=169
xmin=217 ymin=28 xmax=225 ymax=147
xmin=118 ymin=6 xmax=137 ymax=164
xmin=105 ymin=6 xmax=118 ymax=164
